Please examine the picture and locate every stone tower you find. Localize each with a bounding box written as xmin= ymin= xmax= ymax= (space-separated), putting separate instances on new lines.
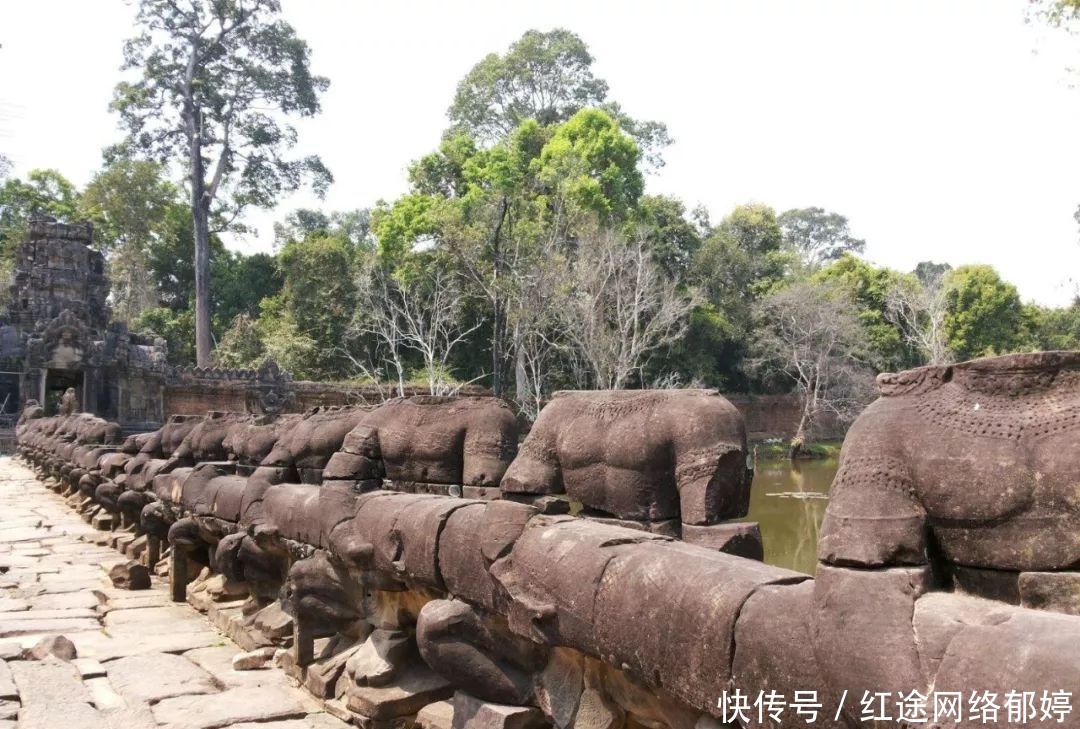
xmin=0 ymin=216 xmax=167 ymax=423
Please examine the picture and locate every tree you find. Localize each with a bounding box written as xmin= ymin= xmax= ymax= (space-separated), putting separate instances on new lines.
xmin=347 ymin=257 xmax=481 ymax=396
xmin=778 ymin=207 xmax=865 ymax=271
xmin=214 ymin=313 xmax=265 ymax=368
xmin=942 ymin=265 xmax=1024 ymax=361
xmin=0 ymin=169 xmax=80 ymax=259
xmin=213 ymin=250 xmax=282 ymax=324
xmin=270 ymin=233 xmax=356 ymax=378
xmin=273 ymin=208 xmax=373 ymax=251
xmin=447 ymin=29 xmax=669 ymax=166
xmin=1023 ymin=299 xmax=1080 ymax=351
xmin=885 ymin=273 xmax=953 ymax=366
xmin=134 ymin=306 xmax=196 ymax=365
xmin=558 ymin=228 xmax=698 ymax=389
xmin=752 ymin=281 xmax=874 ymax=457
xmin=689 ymin=203 xmax=793 ymax=387
xmin=112 ymin=0 xmax=332 ymax=366
xmin=535 ymin=108 xmax=644 ymax=226
xmin=914 ymin=260 xmax=952 ymax=287
xmin=630 ymin=195 xmax=703 ymax=278
xmin=79 ymin=159 xmax=181 ymax=322
xmin=815 ymin=255 xmax=915 ymax=372
xmin=377 ymin=109 xmax=644 ymax=397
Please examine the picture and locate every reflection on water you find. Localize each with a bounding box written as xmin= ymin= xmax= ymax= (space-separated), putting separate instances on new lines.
xmin=743 ymin=453 xmax=839 ymax=575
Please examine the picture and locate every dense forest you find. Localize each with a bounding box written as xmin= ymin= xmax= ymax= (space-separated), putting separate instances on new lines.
xmin=2 ymin=3 xmax=1079 ymax=444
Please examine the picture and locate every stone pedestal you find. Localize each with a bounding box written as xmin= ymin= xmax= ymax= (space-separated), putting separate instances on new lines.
xmin=681 ymin=522 xmax=764 ymax=560
xmin=451 ymin=692 xmax=549 ymax=729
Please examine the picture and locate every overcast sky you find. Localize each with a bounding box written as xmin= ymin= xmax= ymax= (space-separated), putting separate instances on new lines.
xmin=3 ymin=0 xmax=1080 ymax=305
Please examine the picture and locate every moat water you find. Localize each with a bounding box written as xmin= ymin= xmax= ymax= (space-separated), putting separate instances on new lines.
xmin=744 ymin=450 xmax=839 ymax=575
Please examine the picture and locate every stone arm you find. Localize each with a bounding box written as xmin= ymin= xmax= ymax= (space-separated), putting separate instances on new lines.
xmin=462 ymin=409 xmax=519 ymax=487
xmin=810 ymin=403 xmax=933 ymax=723
xmin=500 ymin=410 xmax=563 ymax=496
xmin=817 ymin=403 xmax=927 ymax=568
xmin=671 ymin=397 xmax=752 ymax=526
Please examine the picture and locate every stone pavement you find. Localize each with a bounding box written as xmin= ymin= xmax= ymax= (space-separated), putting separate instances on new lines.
xmin=0 ymin=456 xmax=352 ymax=729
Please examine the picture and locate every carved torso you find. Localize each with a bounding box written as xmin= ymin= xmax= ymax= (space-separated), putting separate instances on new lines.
xmin=360 ymin=396 xmax=518 ymax=486
xmin=822 ymin=352 xmax=1080 ymax=574
xmin=504 ymin=389 xmax=749 ymax=524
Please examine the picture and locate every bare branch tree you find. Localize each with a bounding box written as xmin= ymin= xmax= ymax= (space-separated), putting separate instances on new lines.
xmin=752 ymin=280 xmax=875 ymax=457
xmin=885 ymin=274 xmax=953 ymax=365
xmin=559 ymin=227 xmax=699 ymax=389
xmin=348 ymin=258 xmax=482 ymax=396
xmin=508 ymin=244 xmax=570 ymax=418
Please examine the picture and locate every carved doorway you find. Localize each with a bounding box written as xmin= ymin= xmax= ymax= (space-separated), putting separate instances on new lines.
xmin=44 ymin=368 xmax=83 ymax=415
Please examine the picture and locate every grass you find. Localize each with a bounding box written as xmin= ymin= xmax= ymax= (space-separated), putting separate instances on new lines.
xmin=751 ymin=438 xmax=842 ymax=461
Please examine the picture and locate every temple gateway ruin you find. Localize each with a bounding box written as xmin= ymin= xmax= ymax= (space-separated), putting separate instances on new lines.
xmin=0 ymin=217 xmax=352 ymax=428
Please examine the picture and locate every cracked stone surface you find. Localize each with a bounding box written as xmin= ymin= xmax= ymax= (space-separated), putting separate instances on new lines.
xmin=0 ymin=457 xmax=352 ymax=729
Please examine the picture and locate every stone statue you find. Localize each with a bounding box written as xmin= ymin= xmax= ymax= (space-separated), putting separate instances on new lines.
xmin=59 ymin=387 xmax=78 ymax=415
xmin=502 ymin=389 xmax=756 ymax=549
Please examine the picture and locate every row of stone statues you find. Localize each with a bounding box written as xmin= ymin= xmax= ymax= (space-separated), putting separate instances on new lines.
xmin=16 ymin=354 xmax=1080 ymax=729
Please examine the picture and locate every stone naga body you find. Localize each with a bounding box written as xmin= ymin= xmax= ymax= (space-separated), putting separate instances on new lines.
xmin=19 ymin=363 xmax=1080 ymax=729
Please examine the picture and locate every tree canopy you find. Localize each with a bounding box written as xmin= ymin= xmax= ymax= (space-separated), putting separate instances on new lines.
xmin=112 ymin=0 xmax=331 ymax=365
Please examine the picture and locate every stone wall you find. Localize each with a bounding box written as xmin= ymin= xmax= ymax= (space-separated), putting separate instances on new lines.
xmin=728 ymin=392 xmax=844 ymax=440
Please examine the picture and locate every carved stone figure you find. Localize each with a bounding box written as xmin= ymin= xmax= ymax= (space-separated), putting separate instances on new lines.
xmin=59 ymin=387 xmax=78 ymax=415
xmin=18 ymin=366 xmax=1080 ymax=729
xmin=502 ymin=389 xmax=754 ymax=547
xmin=324 ymin=395 xmax=519 ymax=493
xmin=820 ymin=351 xmax=1080 ymax=586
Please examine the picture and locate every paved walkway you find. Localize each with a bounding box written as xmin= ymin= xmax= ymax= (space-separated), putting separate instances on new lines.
xmin=0 ymin=457 xmax=350 ymax=729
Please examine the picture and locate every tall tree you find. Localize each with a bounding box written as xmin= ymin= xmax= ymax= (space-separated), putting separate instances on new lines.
xmin=884 ymin=274 xmax=953 ymax=366
xmin=79 ymin=159 xmax=181 ymax=322
xmin=942 ymin=265 xmax=1024 ymax=361
xmin=815 ymin=255 xmax=915 ymax=372
xmin=447 ymin=29 xmax=670 ymax=166
xmin=559 ymin=227 xmax=698 ymax=389
xmin=112 ymin=0 xmax=332 ymax=366
xmin=0 ymin=170 xmax=79 ymax=259
xmin=778 ymin=207 xmax=866 ymax=271
xmin=752 ymin=280 xmax=874 ymax=456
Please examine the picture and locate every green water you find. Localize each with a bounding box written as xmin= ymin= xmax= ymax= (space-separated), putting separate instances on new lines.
xmin=744 ymin=453 xmax=839 ymax=575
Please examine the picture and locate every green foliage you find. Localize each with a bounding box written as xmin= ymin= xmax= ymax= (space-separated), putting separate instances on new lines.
xmin=914 ymin=260 xmax=952 ymax=286
xmin=693 ymin=204 xmax=790 ymax=317
xmin=273 ymin=233 xmax=357 ymax=377
xmin=133 ymin=306 xmax=196 ymax=365
xmin=0 ymin=170 xmax=80 ymax=259
xmin=448 ymin=28 xmax=609 ymax=141
xmin=253 ymin=294 xmax=320 ymax=377
xmin=213 ymin=252 xmax=282 ymax=325
xmin=1023 ymin=300 xmax=1080 ymax=351
xmin=111 ymin=0 xmax=333 ymax=214
xmin=214 ymin=314 xmax=266 ymax=369
xmin=79 ymin=159 xmax=177 ymax=252
xmin=144 ymin=206 xmax=223 ymax=311
xmin=630 ymin=196 xmax=702 ymax=278
xmin=535 ymin=109 xmax=643 ymax=222
xmin=447 ymin=28 xmax=668 ymax=166
xmin=113 ymin=0 xmax=333 ymax=364
xmin=815 ymin=255 xmax=915 ymax=371
xmin=942 ymin=265 xmax=1024 ymax=361
xmin=778 ymin=207 xmax=865 ymax=270
xmin=273 ymin=208 xmax=372 ymax=251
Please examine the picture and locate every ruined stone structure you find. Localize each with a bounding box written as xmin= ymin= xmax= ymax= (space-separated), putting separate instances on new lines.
xmin=17 ymin=356 xmax=1080 ymax=729
xmin=0 ymin=217 xmax=169 ymax=424
xmin=0 ymin=218 xmax=395 ymax=430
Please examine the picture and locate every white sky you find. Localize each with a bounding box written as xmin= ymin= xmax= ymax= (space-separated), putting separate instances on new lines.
xmin=2 ymin=0 xmax=1080 ymax=305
